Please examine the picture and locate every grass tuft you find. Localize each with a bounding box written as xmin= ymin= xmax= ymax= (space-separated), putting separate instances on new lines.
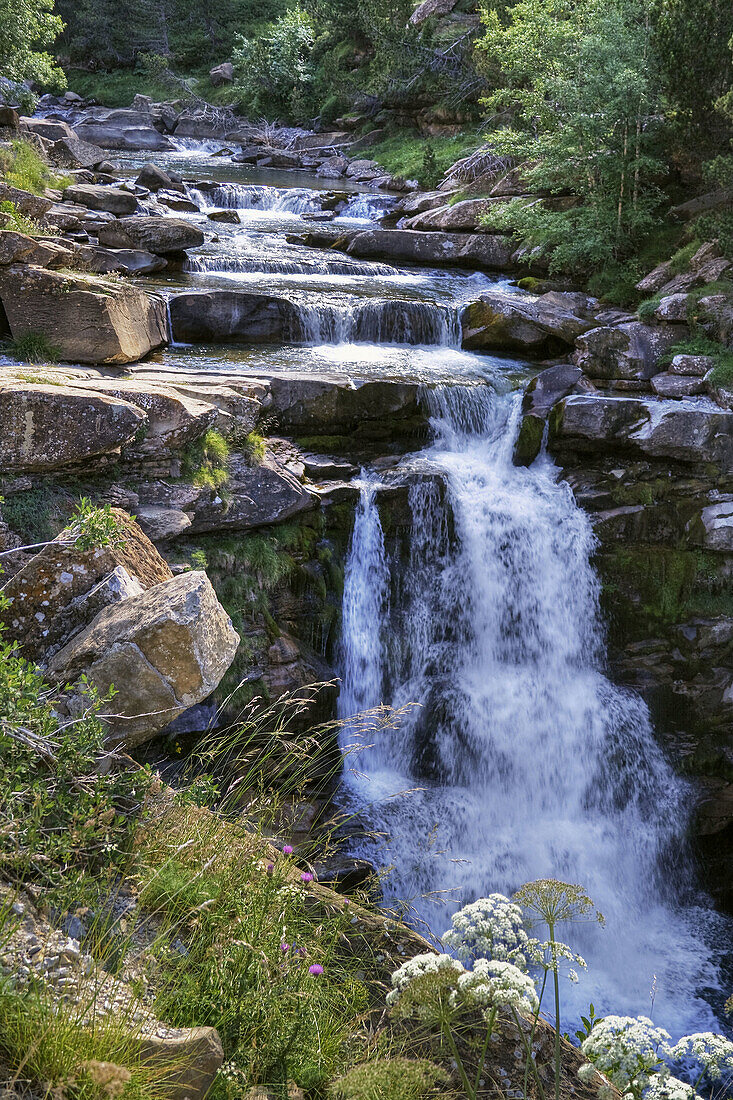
xmin=3 ymin=331 xmax=61 ymax=364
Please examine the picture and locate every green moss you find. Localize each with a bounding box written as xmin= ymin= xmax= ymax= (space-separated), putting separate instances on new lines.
xmin=636 ymin=296 xmax=662 ymax=322
xmin=513 ymin=414 xmax=544 ymax=467
xmin=181 ymin=429 xmax=230 ymax=489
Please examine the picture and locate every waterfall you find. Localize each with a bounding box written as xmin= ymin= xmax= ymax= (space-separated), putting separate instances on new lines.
xmin=339 ymin=193 xmax=396 ymax=223
xmin=295 ymin=299 xmax=463 ymax=346
xmin=190 ymin=182 xmax=322 ymax=214
xmin=339 ymin=481 xmax=391 ymax=719
xmin=338 ymin=382 xmax=726 ymax=1035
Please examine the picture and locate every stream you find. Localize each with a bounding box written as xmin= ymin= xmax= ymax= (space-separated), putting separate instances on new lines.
xmin=121 ymin=142 xmax=730 ymax=1035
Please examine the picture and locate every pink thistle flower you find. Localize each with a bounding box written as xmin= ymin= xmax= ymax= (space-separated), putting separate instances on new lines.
xmin=301 ymin=872 xmax=314 ymax=883
xmin=280 ymin=942 xmax=290 ymax=952
xmin=282 ymin=845 xmax=293 ymax=855
xmin=309 ymin=964 xmax=324 ymax=976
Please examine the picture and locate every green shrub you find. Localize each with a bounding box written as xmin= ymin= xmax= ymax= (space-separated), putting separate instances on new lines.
xmin=69 ymin=498 xmax=128 ymax=551
xmin=331 ymin=1058 xmax=452 ymax=1100
xmin=182 ymin=429 xmax=230 ymax=489
xmin=637 ymin=296 xmax=662 ymax=321
xmin=4 ymin=330 xmax=61 ymax=363
xmin=0 ymin=139 xmax=69 ymax=195
xmin=0 ymin=199 xmax=42 ymax=237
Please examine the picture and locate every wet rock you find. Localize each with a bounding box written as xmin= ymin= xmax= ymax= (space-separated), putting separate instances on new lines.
xmin=0 ymin=510 xmax=172 ymax=660
xmin=81 ymin=245 xmax=167 ymax=276
xmin=573 ymin=321 xmax=684 ymax=380
xmin=347 ymin=227 xmax=514 ymax=270
xmin=97 ymin=216 xmax=204 ymax=255
xmin=49 ymin=570 xmax=240 ymax=746
xmin=463 ymin=290 xmax=594 ymax=355
xmin=513 ymin=363 xmax=584 ymax=466
xmin=550 ymin=393 xmax=733 ymax=471
xmin=63 ymin=183 xmax=138 ymax=214
xmin=650 ymin=372 xmax=706 ymax=398
xmin=169 ymin=289 xmax=299 ymax=343
xmin=670 ymin=354 xmax=715 ymax=377
xmin=75 ymin=108 xmax=175 ymax=151
xmin=135 ymin=162 xmax=181 ymax=192
xmin=266 ymin=373 xmax=421 ymax=434
xmin=316 ymin=155 xmax=349 ymax=179
xmin=157 ymin=190 xmax=200 ymax=213
xmin=0 ymin=383 xmax=144 ymax=473
xmin=207 ymin=208 xmax=241 ymax=224
xmin=0 ymin=265 xmax=168 ymax=364
xmin=187 ymin=453 xmax=317 ymax=534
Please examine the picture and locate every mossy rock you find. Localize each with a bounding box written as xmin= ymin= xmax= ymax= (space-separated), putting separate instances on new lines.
xmin=513 ymin=413 xmax=544 ymax=467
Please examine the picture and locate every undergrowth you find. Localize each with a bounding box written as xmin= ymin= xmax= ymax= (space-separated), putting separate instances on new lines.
xmin=0 ymin=139 xmax=70 ymax=195
xmin=3 ymin=330 xmax=61 ymax=364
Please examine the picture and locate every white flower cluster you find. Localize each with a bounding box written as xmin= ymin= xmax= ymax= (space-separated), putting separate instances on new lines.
xmin=670 ymin=1033 xmax=733 ymax=1081
xmin=386 ymin=952 xmax=465 ymax=1008
xmin=526 ymin=937 xmax=587 ymax=981
xmin=442 ymin=894 xmax=531 ymax=968
xmin=581 ymin=1015 xmax=672 ymax=1092
xmin=454 ymin=958 xmax=539 ymax=1018
xmin=644 ymin=1073 xmax=700 ymax=1100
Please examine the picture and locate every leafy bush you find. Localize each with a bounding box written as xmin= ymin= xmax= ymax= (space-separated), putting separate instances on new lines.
xmin=233 ymin=9 xmax=316 ymax=120
xmin=637 ymin=297 xmax=662 ymax=322
xmin=70 ymin=498 xmax=128 ymax=551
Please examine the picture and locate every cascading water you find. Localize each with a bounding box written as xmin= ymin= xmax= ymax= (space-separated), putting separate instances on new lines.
xmin=295 ymin=299 xmax=463 ymax=345
xmin=189 ymin=182 xmax=323 ymax=214
xmin=338 ymin=381 xmax=727 ymax=1036
xmin=184 ymin=250 xmax=399 ymax=278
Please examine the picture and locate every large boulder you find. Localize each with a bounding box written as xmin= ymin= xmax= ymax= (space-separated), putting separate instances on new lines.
xmin=573 ymin=321 xmax=684 ymax=380
xmin=0 ymin=265 xmax=168 ymax=364
xmin=462 ymin=290 xmax=595 ymax=355
xmin=403 ymin=197 xmax=501 ymax=232
xmin=549 ymin=393 xmax=733 ymax=471
xmin=347 ymin=228 xmax=514 ymax=270
xmin=0 ymin=230 xmax=61 ymax=267
xmin=74 ymin=108 xmax=175 ymax=151
xmin=0 ymin=182 xmax=51 ymax=220
xmin=169 ymin=290 xmax=300 ymax=343
xmin=266 ymin=373 xmax=422 ymax=433
xmin=80 ymin=245 xmax=167 ymax=276
xmin=135 ymin=162 xmax=182 ymax=192
xmin=1 ymin=510 xmax=172 ymax=659
xmin=48 ymin=570 xmax=240 ymax=746
xmin=19 ymin=116 xmax=77 ymax=142
xmin=63 ymin=183 xmax=137 ymax=215
xmin=98 ymin=216 xmax=204 ymax=255
xmin=70 ymin=379 xmax=219 ymax=456
xmin=0 ymin=383 xmax=144 ymax=473
xmin=50 ymin=135 xmax=107 ymax=169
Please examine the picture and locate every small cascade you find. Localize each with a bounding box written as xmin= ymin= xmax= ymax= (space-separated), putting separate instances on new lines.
xmin=190 ymin=182 xmax=322 ymax=214
xmin=294 ymin=299 xmax=463 ymax=345
xmin=338 ymin=381 xmax=727 ymax=1035
xmin=339 ymin=193 xmax=396 ymax=222
xmin=183 ymin=251 xmax=399 ymax=278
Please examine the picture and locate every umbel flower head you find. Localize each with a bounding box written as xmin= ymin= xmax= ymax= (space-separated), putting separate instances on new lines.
xmin=513 ymin=878 xmax=605 ymax=931
xmin=580 ymin=1015 xmax=672 ymax=1093
xmin=453 ymin=958 xmax=539 ymax=1019
xmin=669 ymin=1033 xmax=733 ymax=1082
xmin=442 ymin=894 xmax=531 ymax=968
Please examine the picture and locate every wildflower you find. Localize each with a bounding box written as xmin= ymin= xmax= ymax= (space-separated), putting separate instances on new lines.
xmin=581 ymin=1015 xmax=672 ymax=1094
xmin=280 ymin=942 xmax=290 ymax=953
xmin=266 ymin=863 xmax=275 ymax=875
xmin=309 ymin=964 xmax=324 ymax=975
xmin=442 ymin=894 xmax=531 ymax=968
xmin=386 ymin=953 xmax=465 ymax=1008
xmin=670 ymin=1033 xmax=733 ymax=1081
xmin=454 ymin=958 xmax=539 ymax=1018
xmin=282 ymin=845 xmax=293 ymax=855
xmin=645 ymin=1072 xmax=700 ymax=1100
xmin=514 ymin=878 xmax=605 ymax=930
xmin=568 ymin=969 xmax=579 ymax=984
xmin=301 ymin=872 xmax=314 ymax=883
